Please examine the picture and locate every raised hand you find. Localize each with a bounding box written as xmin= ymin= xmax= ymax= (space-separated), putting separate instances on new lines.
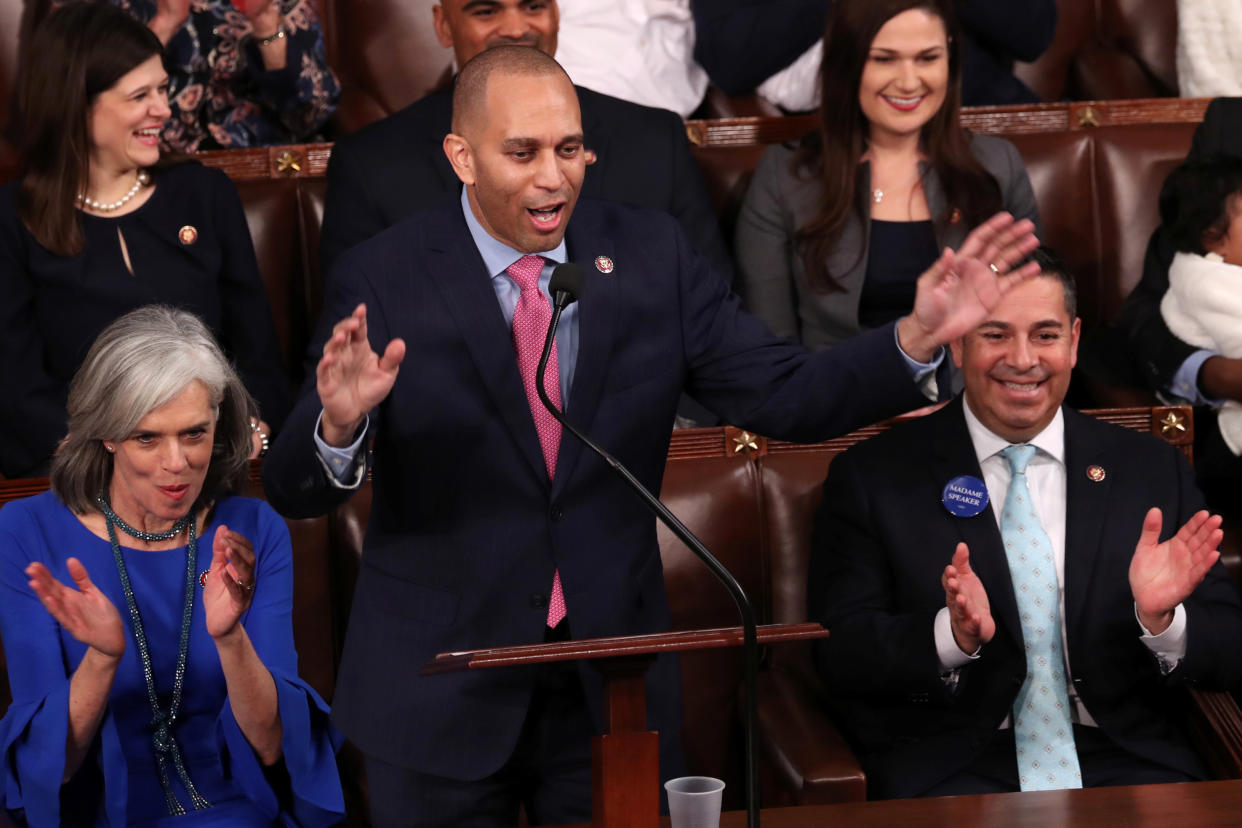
xmin=1130 ymin=508 xmax=1222 ymax=634
xmin=317 ymin=303 xmax=406 ymax=446
xmin=26 ymin=559 xmax=125 ymax=659
xmin=149 ymin=0 xmax=193 ymax=44
xmin=942 ymin=542 xmax=995 ymax=655
xmin=897 ymin=212 xmax=1041 ymax=361
xmin=203 ymin=525 xmax=258 ymax=640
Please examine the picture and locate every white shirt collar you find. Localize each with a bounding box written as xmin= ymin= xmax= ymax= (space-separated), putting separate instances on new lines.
xmin=961 ymin=393 xmax=1065 ymax=467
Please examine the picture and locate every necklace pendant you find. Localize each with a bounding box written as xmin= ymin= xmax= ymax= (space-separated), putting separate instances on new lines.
xmin=872 ymin=188 xmax=884 ymax=204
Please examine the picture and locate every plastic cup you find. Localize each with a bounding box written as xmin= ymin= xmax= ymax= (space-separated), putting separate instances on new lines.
xmin=664 ymin=775 xmax=726 ymax=828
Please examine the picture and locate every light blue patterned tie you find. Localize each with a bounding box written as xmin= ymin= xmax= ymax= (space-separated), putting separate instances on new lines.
xmin=999 ymin=444 xmax=1082 ymax=791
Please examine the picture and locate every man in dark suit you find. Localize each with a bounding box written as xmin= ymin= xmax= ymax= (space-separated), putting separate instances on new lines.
xmin=264 ymin=46 xmax=1039 ymax=825
xmin=319 ymin=0 xmax=732 ymax=280
xmin=812 ymin=249 xmax=1242 ymax=799
xmin=1111 ymin=97 xmax=1242 ymax=502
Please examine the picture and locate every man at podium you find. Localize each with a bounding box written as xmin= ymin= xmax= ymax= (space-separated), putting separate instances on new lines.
xmin=264 ymin=46 xmax=1040 ymax=826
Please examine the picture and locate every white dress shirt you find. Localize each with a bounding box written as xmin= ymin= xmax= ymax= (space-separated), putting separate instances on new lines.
xmin=933 ymin=398 xmax=1188 ymax=726
xmin=555 ymin=0 xmax=709 ymax=117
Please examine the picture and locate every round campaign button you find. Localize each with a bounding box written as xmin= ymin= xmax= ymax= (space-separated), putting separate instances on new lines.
xmin=942 ymin=475 xmax=989 ymax=518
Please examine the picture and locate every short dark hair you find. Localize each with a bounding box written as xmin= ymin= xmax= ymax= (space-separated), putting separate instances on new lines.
xmin=451 ymin=45 xmax=572 ymax=135
xmin=16 ymin=2 xmax=163 ymax=256
xmin=1159 ymin=155 xmax=1242 ymax=255
xmin=1021 ymin=245 xmax=1078 ymax=319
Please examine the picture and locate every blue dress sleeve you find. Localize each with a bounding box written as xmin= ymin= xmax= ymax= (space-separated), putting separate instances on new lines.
xmin=212 ymin=502 xmax=344 ymax=827
xmin=0 ymin=500 xmax=131 ymax=827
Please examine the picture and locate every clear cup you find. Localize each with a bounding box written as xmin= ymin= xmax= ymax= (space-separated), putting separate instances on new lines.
xmin=664 ymin=776 xmax=726 ymax=828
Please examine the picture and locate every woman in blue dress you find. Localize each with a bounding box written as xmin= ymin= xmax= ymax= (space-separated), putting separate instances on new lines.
xmin=0 ymin=306 xmax=344 ymax=827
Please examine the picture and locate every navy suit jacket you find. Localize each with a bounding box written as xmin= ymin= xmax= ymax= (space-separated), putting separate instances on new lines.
xmin=811 ymin=397 xmax=1242 ymax=799
xmin=262 ymin=196 xmax=928 ymax=779
xmin=319 ymin=85 xmax=733 ymax=281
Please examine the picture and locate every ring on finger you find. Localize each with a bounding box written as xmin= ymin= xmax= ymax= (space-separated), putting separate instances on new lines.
xmin=236 ymin=580 xmax=255 ymax=593
xmin=988 ymin=262 xmax=1001 ymax=275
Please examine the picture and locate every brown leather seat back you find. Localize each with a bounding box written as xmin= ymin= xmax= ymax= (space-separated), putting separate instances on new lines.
xmin=1014 ymin=0 xmax=1178 ymax=101
xmin=1092 ymin=121 xmax=1196 ymax=322
xmin=658 ymin=453 xmax=765 ymax=807
xmin=322 ymin=0 xmax=452 ymax=134
xmin=234 ymin=178 xmax=308 ymax=389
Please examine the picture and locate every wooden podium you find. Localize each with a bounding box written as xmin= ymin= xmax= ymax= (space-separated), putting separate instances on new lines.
xmin=422 ymin=623 xmax=829 ymax=828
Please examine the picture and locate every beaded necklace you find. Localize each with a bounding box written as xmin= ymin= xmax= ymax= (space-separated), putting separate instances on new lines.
xmin=97 ymin=495 xmax=212 ymax=815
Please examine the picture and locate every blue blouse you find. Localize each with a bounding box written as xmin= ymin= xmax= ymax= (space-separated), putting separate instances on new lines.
xmin=0 ymin=492 xmax=344 ymax=827
xmin=104 ymin=0 xmax=340 ymax=151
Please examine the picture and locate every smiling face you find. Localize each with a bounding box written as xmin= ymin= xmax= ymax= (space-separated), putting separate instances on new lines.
xmin=88 ymin=53 xmax=170 ymax=177
xmin=858 ymin=7 xmax=949 ymax=145
xmin=446 ymin=69 xmax=585 ymax=253
xmin=107 ymin=380 xmax=216 ymax=532
xmin=951 ymin=276 xmax=1081 ymax=444
xmin=434 ymin=0 xmax=559 ymax=66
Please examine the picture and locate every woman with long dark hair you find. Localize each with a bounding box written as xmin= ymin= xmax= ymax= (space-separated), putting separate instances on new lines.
xmin=735 ymin=0 xmax=1040 ymax=368
xmin=0 ymin=2 xmax=288 ymax=478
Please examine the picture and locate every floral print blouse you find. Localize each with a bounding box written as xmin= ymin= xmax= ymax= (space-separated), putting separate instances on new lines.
xmin=105 ymin=0 xmax=341 ymax=151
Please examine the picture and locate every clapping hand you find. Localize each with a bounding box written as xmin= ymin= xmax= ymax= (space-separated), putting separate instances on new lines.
xmin=26 ymin=559 xmax=125 ymax=660
xmin=203 ymin=525 xmax=257 ymax=640
xmin=317 ymin=303 xmax=406 ymax=446
xmin=897 ymin=212 xmax=1041 ymax=362
xmin=941 ymin=543 xmax=995 ymax=655
xmin=1130 ymin=508 xmax=1222 ymax=634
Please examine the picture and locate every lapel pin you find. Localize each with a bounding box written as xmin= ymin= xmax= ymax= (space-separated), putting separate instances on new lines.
xmin=595 ymin=255 xmax=614 ymax=274
xmin=942 ymin=475 xmax=989 ymax=518
xmin=1086 ymin=465 xmax=1106 ymax=482
xmin=178 ymin=225 xmax=198 ymax=245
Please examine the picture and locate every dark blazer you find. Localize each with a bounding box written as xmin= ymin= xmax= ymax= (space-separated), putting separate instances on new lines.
xmin=691 ymin=0 xmax=1055 ymax=105
xmin=1117 ymin=98 xmax=1242 ymax=391
xmin=262 ymin=197 xmax=928 ymax=780
xmin=811 ymin=398 xmax=1242 ymax=799
xmin=319 ymin=85 xmax=732 ymax=280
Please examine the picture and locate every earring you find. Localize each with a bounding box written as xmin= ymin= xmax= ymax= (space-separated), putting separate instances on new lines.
xmin=103 ymin=443 xmax=115 ymax=453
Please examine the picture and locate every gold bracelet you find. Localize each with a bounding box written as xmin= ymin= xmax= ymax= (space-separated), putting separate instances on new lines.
xmin=256 ymin=27 xmax=285 ymax=47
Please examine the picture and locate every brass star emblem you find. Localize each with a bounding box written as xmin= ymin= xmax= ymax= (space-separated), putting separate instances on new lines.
xmin=275 ymin=149 xmax=303 ymax=175
xmin=732 ymin=431 xmax=759 ymax=454
xmin=1159 ymin=411 xmax=1186 ymax=437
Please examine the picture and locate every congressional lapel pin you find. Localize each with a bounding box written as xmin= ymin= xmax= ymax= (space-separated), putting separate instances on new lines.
xmin=942 ymin=475 xmax=989 ymax=518
xmin=178 ymin=225 xmax=198 ymax=245
xmin=948 ymin=208 xmax=962 ymax=225
xmin=595 ymin=255 xmax=614 ymax=274
xmin=1086 ymin=465 xmax=1106 ymax=483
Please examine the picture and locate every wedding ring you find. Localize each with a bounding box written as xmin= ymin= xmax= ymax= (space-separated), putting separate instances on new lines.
xmin=237 ymin=580 xmax=255 ymax=593
xmin=988 ymin=262 xmax=1001 ymax=275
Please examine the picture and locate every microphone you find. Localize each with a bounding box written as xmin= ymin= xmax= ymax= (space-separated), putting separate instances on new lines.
xmin=535 ymin=262 xmax=762 ymax=828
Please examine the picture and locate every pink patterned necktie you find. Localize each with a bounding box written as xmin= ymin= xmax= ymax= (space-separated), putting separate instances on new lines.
xmin=507 ymin=255 xmax=567 ymax=627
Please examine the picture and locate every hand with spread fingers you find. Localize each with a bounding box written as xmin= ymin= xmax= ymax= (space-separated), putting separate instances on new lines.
xmin=941 ymin=542 xmax=995 ymax=655
xmin=897 ymin=212 xmax=1042 ymax=362
xmin=203 ymin=524 xmax=258 ymax=640
xmin=317 ymin=302 xmax=406 ymax=447
xmin=1130 ymin=507 xmax=1224 ymax=635
xmin=25 ymin=558 xmax=126 ymax=659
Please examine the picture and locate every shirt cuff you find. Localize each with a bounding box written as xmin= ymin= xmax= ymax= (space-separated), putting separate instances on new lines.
xmin=935 ymin=606 xmax=981 ymax=672
xmin=894 ymin=323 xmax=945 ymax=401
xmin=312 ymin=410 xmax=368 ymax=489
xmin=1136 ymin=602 xmax=1188 ymax=674
xmin=1167 ymin=350 xmax=1223 ymax=406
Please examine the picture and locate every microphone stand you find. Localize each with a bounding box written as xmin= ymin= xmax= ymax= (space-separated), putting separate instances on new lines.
xmin=537 ymin=290 xmax=761 ymax=828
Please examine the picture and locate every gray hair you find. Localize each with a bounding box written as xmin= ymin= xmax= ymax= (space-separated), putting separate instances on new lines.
xmin=51 ymin=306 xmax=255 ymax=514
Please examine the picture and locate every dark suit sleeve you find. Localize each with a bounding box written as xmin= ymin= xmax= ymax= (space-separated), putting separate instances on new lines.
xmin=261 ymin=253 xmax=389 ymax=519
xmin=809 ymin=450 xmax=957 ymax=700
xmin=957 ymin=0 xmax=1057 ymax=62
xmin=690 ymin=0 xmax=830 ymax=95
xmin=670 ymin=218 xmax=928 ymax=440
xmin=1114 ymin=99 xmax=1242 ymax=393
xmin=319 ymin=139 xmax=387 ymax=276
